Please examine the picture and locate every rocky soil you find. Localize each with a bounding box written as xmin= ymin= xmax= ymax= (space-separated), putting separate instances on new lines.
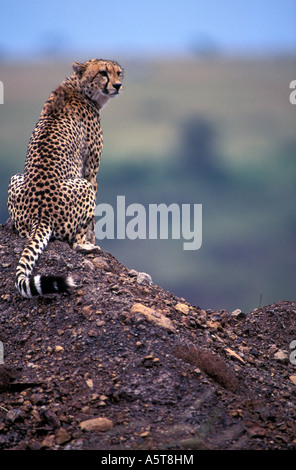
xmin=0 ymin=220 xmax=296 ymax=451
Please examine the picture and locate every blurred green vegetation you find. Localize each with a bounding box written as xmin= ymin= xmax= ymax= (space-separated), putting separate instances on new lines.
xmin=0 ymin=57 xmax=295 ymax=312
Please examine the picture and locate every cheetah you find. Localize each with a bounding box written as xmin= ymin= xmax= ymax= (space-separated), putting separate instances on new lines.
xmin=7 ymin=59 xmax=123 ymax=298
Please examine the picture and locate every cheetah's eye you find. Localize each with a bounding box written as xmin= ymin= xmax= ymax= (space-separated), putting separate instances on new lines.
xmin=99 ymin=71 xmax=108 ymax=77
xmin=117 ymin=71 xmax=122 ymax=77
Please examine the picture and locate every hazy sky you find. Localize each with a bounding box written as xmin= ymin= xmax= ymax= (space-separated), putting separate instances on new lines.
xmin=1 ymin=0 xmax=296 ymax=58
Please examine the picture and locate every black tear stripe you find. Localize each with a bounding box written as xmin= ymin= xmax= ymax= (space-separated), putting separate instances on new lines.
xmin=89 ymin=68 xmax=109 ymax=94
xmin=103 ymin=72 xmax=110 ymax=95
xmin=90 ymin=69 xmax=108 ymax=84
xmin=90 ymin=71 xmax=100 ymax=83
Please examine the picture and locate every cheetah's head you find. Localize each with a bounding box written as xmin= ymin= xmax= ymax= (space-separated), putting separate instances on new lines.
xmin=72 ymin=59 xmax=123 ymax=108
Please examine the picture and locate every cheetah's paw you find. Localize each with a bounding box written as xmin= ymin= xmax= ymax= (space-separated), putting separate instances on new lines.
xmin=74 ymin=242 xmax=101 ymax=253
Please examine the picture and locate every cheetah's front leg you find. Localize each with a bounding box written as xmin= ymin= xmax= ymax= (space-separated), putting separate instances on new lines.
xmin=81 ymin=173 xmax=98 ymax=247
xmin=73 ymin=202 xmax=100 ymax=253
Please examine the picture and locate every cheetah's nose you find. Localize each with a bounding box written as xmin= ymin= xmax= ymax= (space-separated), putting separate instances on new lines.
xmin=113 ymin=83 xmax=122 ymax=92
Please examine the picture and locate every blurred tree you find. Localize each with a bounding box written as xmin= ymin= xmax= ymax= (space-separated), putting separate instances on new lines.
xmin=180 ymin=115 xmax=221 ymax=177
xmin=190 ymin=33 xmax=221 ymax=58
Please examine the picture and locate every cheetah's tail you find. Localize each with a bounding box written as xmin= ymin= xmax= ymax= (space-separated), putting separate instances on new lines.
xmin=15 ymin=222 xmax=76 ymax=298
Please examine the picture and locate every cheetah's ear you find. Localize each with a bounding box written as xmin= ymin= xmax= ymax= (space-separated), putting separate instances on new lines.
xmin=72 ymin=62 xmax=87 ymax=77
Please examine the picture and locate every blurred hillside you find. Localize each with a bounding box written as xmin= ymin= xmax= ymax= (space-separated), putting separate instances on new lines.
xmin=0 ymin=56 xmax=295 ymax=312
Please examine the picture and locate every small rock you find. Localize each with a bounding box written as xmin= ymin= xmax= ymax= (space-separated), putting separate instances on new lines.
xmin=289 ymin=375 xmax=296 ymax=385
xmin=55 ymin=427 xmax=71 ymax=445
xmin=1 ymin=293 xmax=11 ymax=301
xmin=79 ymin=417 xmax=113 ymax=432
xmin=82 ymin=258 xmax=96 ymax=271
xmin=28 ymin=440 xmax=42 ymax=451
xmin=128 ymin=269 xmax=138 ymax=277
xmin=97 ymin=401 xmax=107 ymax=407
xmin=41 ymin=434 xmax=55 ymax=448
xmin=1 ymin=262 xmax=10 ymax=268
xmin=88 ymin=330 xmax=98 ymax=337
xmin=231 ymin=309 xmax=242 ymax=316
xmin=82 ymin=305 xmax=94 ymax=318
xmin=246 ymin=424 xmax=266 ymax=438
xmin=6 ymin=409 xmax=24 ymax=423
xmin=232 ymin=409 xmax=243 ymax=418
xmin=137 ymin=272 xmax=153 ymax=286
xmin=225 ymin=347 xmax=245 ymax=364
xmin=54 ymin=345 xmax=64 ymax=353
xmin=205 ymin=320 xmax=221 ymax=330
xmin=86 ymin=378 xmax=94 ymax=389
xmin=274 ymin=350 xmax=288 ymax=363
xmin=142 ymin=355 xmax=160 ymax=368
xmin=91 ymin=257 xmax=109 ymax=270
xmin=131 ymin=303 xmax=176 ymax=333
xmin=40 ymin=407 xmax=60 ymax=429
xmin=175 ymin=302 xmax=189 ymax=315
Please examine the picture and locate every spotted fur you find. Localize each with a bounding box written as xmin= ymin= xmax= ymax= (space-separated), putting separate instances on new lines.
xmin=8 ymin=59 xmax=123 ymax=297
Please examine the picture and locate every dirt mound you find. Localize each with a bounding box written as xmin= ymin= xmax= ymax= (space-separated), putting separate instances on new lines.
xmin=0 ymin=221 xmax=295 ymax=450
